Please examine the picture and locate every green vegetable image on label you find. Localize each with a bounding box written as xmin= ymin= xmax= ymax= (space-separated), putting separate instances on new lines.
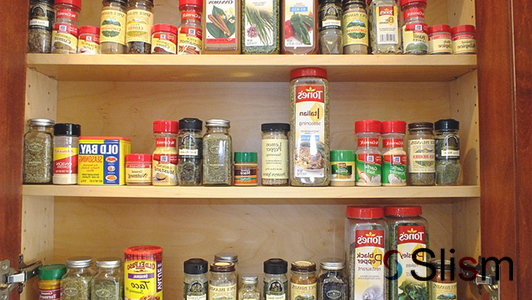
xmin=355 ymin=154 xmax=381 ymax=186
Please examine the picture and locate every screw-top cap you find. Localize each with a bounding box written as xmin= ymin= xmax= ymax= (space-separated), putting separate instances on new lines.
xmin=96 ymin=257 xmax=121 ymax=268
xmin=408 ymin=122 xmax=433 ymax=130
xmin=234 ymin=152 xmax=257 ymax=163
xmin=66 ymin=256 xmax=92 ymax=268
xmin=54 ymin=123 xmax=81 ymax=136
xmin=291 ymin=261 xmax=316 ymax=272
xmin=206 ymin=119 xmax=230 ymax=128
xmin=435 ymin=119 xmax=459 ymax=131
xmin=179 ymin=0 xmax=203 ymax=8
xmin=330 ymin=150 xmax=355 ymax=162
xmin=55 ymin=0 xmax=81 ymax=9
xmin=179 ymin=118 xmax=203 ymax=131
xmin=382 ymin=120 xmax=406 ymax=133
xmin=290 ymin=68 xmax=328 ymax=80
xmin=320 ymin=258 xmax=345 ymax=271
xmin=385 ymin=206 xmax=423 ymax=217
xmin=126 ymin=153 xmax=152 ymax=162
xmin=28 ymin=118 xmax=55 ymax=127
xmin=261 ymin=123 xmax=290 ymax=132
xmin=152 ymin=23 xmax=178 ymax=35
xmin=184 ymin=258 xmax=208 ymax=274
xmin=153 ymin=120 xmax=178 ymax=134
xmin=242 ymin=275 xmax=259 ymax=284
xmin=452 ymin=25 xmax=476 ymax=35
xmin=214 ymin=252 xmax=238 ymax=263
xmin=210 ymin=262 xmax=235 ymax=272
xmin=346 ymin=206 xmax=384 ymax=219
xmin=355 ymin=120 xmax=382 ymax=133
xmin=38 ymin=264 xmax=66 ymax=280
xmin=264 ymin=258 xmax=288 ymax=274
xmin=400 ymin=0 xmax=427 ymax=7
xmin=79 ymin=25 xmax=100 ymax=36
xmin=428 ymin=24 xmax=452 ymax=34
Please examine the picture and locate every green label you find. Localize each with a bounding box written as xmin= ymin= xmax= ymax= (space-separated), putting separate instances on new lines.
xmin=332 ymin=162 xmax=353 ymax=175
xmin=355 ymin=154 xmax=381 ymax=185
xmin=382 ymin=154 xmax=406 ymax=185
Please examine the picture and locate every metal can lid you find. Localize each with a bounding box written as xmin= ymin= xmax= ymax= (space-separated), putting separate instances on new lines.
xmin=320 ymin=258 xmax=345 ymax=270
xmin=28 ymin=118 xmax=55 ymax=127
xmin=66 ymin=256 xmax=92 ymax=268
xmin=206 ymin=119 xmax=230 ymax=128
xmin=291 ymin=261 xmax=316 ymax=272
xmin=210 ymin=262 xmax=235 ymax=272
xmin=214 ymin=252 xmax=238 ymax=263
xmin=96 ymin=257 xmax=122 ymax=268
xmin=242 ymin=275 xmax=258 ymax=284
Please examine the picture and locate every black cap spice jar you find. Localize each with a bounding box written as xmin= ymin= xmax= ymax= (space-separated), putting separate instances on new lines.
xmin=53 ymin=123 xmax=81 ymax=185
xmin=184 ymin=259 xmax=208 ymax=300
xmin=178 ymin=118 xmax=203 ymax=186
xmin=435 ymin=119 xmax=460 ymax=186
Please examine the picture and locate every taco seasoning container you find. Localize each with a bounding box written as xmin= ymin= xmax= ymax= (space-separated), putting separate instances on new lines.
xmin=263 ymin=258 xmax=289 ymax=300
xmin=430 ymin=259 xmax=457 ymax=300
xmin=91 ymin=258 xmax=123 ymax=300
xmin=290 ymin=68 xmax=330 ymax=186
xmin=78 ymin=26 xmax=100 ymax=54
xmin=386 ymin=206 xmax=429 ymax=300
xmin=126 ymin=0 xmax=154 ymax=54
xmin=281 ymin=0 xmax=318 ymax=54
xmin=152 ymin=120 xmax=178 ymax=186
xmin=203 ymin=119 xmax=232 ymax=186
xmin=100 ymin=0 xmax=128 ymax=54
xmin=242 ymin=0 xmax=280 ymax=54
xmin=52 ymin=0 xmax=81 ymax=54
xmin=290 ymin=261 xmax=317 ymax=300
xmin=345 ymin=207 xmax=387 ymax=300
xmin=178 ymin=0 xmax=203 ymax=55
xmin=428 ymin=24 xmax=452 ymax=54
xmin=355 ymin=120 xmax=382 ymax=186
xmin=38 ymin=264 xmax=67 ymax=300
xmin=126 ymin=154 xmax=152 ymax=185
xmin=381 ymin=121 xmax=407 ymax=186
xmin=318 ymin=259 xmax=347 ymax=300
xmin=209 ymin=262 xmax=237 ymax=300
xmin=319 ymin=0 xmax=343 ymax=54
xmin=151 ymin=24 xmax=178 ymax=54
xmin=368 ymin=0 xmax=401 ymax=54
xmin=330 ymin=150 xmax=355 ymax=187
xmin=178 ymin=118 xmax=203 ymax=186
xmin=234 ymin=152 xmax=259 ymax=186
xmin=408 ymin=122 xmax=435 ymax=186
xmin=53 ymin=123 xmax=81 ymax=185
xmin=435 ymin=119 xmax=461 ymax=186
xmin=184 ymin=259 xmax=208 ymax=300
xmin=61 ymin=257 xmax=95 ymax=300
xmin=342 ymin=0 xmax=369 ymax=54
xmin=24 ymin=119 xmax=54 ymax=184
xmin=28 ymin=0 xmax=55 ymax=53
xmin=239 ymin=276 xmax=261 ymax=300
xmin=452 ymin=25 xmax=476 ymax=54
xmin=124 ymin=246 xmax=163 ymax=300
xmin=203 ymin=0 xmax=241 ymax=53
xmin=261 ymin=123 xmax=290 ymax=186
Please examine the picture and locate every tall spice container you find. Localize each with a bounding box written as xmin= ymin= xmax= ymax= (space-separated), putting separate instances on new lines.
xmin=203 ymin=0 xmax=241 ymax=53
xmin=342 ymin=0 xmax=368 ymax=54
xmin=53 ymin=123 xmax=81 ymax=185
xmin=318 ymin=0 xmax=343 ymax=54
xmin=435 ymin=119 xmax=461 ymax=186
xmin=152 ymin=120 xmax=179 ymax=186
xmin=203 ymin=119 xmax=233 ymax=185
xmin=282 ymin=0 xmax=319 ymax=54
xmin=178 ymin=118 xmax=203 ymax=186
xmin=354 ymin=120 xmax=382 ymax=186
xmin=261 ymin=123 xmax=290 ymax=186
xmin=126 ymin=0 xmax=154 ymax=53
xmin=61 ymin=257 xmax=95 ymax=300
xmin=52 ymin=0 xmax=82 ymax=54
xmin=368 ymin=0 xmax=401 ymax=54
xmin=242 ymin=0 xmax=280 ymax=54
xmin=178 ymin=0 xmax=204 ymax=55
xmin=23 ymin=118 xmax=55 ymax=184
xmin=100 ymin=0 xmax=128 ymax=53
xmin=124 ymin=246 xmax=163 ymax=300
xmin=381 ymin=120 xmax=407 ymax=186
xmin=28 ymin=0 xmax=55 ymax=53
xmin=263 ymin=259 xmax=289 ymax=300
xmin=407 ymin=122 xmax=435 ymax=185
xmin=184 ymin=259 xmax=209 ymax=300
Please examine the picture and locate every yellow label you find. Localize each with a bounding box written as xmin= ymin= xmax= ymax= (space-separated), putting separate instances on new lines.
xmin=429 ymin=38 xmax=452 ymax=54
xmin=402 ymin=26 xmax=428 ymax=53
xmin=343 ymin=11 xmax=368 ymax=46
xmin=126 ymin=9 xmax=154 ymax=43
xmin=208 ymin=284 xmax=236 ymax=300
xmin=151 ymin=38 xmax=176 ymax=54
xmin=78 ymin=39 xmax=100 ymax=54
xmin=453 ymin=38 xmax=476 ymax=54
xmin=100 ymin=9 xmax=127 ymax=45
xmin=178 ymin=33 xmax=202 ymax=55
xmin=125 ymin=259 xmax=162 ymax=300
xmin=78 ymin=138 xmax=131 ymax=185
xmin=52 ymin=31 xmax=77 ymax=53
xmin=430 ymin=282 xmax=457 ymax=300
xmin=126 ymin=165 xmax=151 ymax=184
xmin=290 ymin=283 xmax=316 ymax=300
xmin=262 ymin=138 xmax=289 ymax=180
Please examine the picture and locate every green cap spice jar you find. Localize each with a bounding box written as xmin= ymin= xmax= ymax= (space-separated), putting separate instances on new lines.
xmin=39 ymin=264 xmax=67 ymax=300
xmin=234 ymin=152 xmax=258 ymax=186
xmin=330 ymin=150 xmax=355 ymax=187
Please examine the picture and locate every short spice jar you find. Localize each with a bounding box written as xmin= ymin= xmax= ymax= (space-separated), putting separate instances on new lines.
xmin=318 ymin=259 xmax=347 ymax=300
xmin=61 ymin=257 xmax=95 ymax=300
xmin=52 ymin=0 xmax=82 ymax=54
xmin=428 ymin=24 xmax=452 ymax=54
xmin=28 ymin=0 xmax=55 ymax=53
xmin=209 ymin=262 xmax=238 ymax=300
xmin=382 ymin=120 xmax=407 ymax=186
xmin=78 ymin=26 xmax=100 ymax=54
xmin=178 ymin=118 xmax=203 ymax=186
xmin=330 ymin=150 xmax=355 ymax=187
xmin=355 ymin=120 xmax=382 ymax=186
xmin=430 ymin=259 xmax=457 ymax=300
xmin=408 ymin=122 xmax=435 ymax=186
xmin=290 ymin=261 xmax=317 ymax=300
xmin=24 ymin=118 xmax=55 ymax=184
xmin=38 ymin=264 xmax=67 ymax=300
xmin=91 ymin=258 xmax=123 ymax=300
xmin=263 ymin=258 xmax=288 ymax=300
xmin=238 ymin=276 xmax=261 ymax=300
xmin=151 ymin=23 xmax=178 ymax=54
xmin=435 ymin=119 xmax=461 ymax=186
xmin=53 ymin=123 xmax=81 ymax=185
xmin=452 ymin=25 xmax=476 ymax=54
xmin=261 ymin=123 xmax=290 ymax=186
xmin=234 ymin=152 xmax=259 ymax=186
xmin=184 ymin=258 xmax=208 ymax=300
xmin=126 ymin=153 xmax=152 ymax=186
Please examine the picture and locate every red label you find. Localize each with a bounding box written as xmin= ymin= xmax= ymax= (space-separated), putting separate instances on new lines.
xmin=56 ymin=9 xmax=78 ymax=22
xmin=54 ymin=23 xmax=79 ymax=37
xmin=155 ymin=138 xmax=177 ymax=147
xmin=40 ymin=288 xmax=61 ymax=300
xmin=358 ymin=138 xmax=379 ymax=147
xmin=80 ymin=33 xmax=100 ymax=44
xmin=429 ymin=32 xmax=451 ymax=41
xmin=126 ymin=162 xmax=151 ymax=169
xmin=357 ymin=154 xmax=382 ymax=164
xmin=383 ymin=138 xmax=403 ymax=148
xmin=153 ymin=32 xmax=177 ymax=44
xmin=295 ymin=85 xmax=325 ymax=103
xmin=180 ymin=26 xmax=203 ymax=38
xmin=207 ymin=37 xmax=236 ymax=44
xmin=453 ymin=33 xmax=475 ymax=41
xmin=383 ymin=154 xmax=406 ymax=165
xmin=379 ymin=6 xmax=394 ymax=16
xmin=405 ymin=8 xmax=424 ymax=19
xmin=355 ymin=229 xmax=385 ymax=248
xmin=181 ymin=11 xmax=201 ymax=21
xmin=53 ymin=155 xmax=78 ymax=175
xmin=153 ymin=154 xmax=178 ymax=164
xmin=398 ymin=226 xmax=426 ymax=244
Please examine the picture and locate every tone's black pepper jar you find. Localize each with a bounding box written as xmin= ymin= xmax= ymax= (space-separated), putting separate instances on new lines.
xmin=28 ymin=0 xmax=55 ymax=53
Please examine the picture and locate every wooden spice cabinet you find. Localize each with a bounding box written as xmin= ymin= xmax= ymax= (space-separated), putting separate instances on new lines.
xmin=1 ymin=0 xmax=530 ymax=299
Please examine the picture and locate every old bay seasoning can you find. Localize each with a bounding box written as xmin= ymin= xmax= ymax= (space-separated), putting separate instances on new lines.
xmin=125 ymin=246 xmax=163 ymax=300
xmin=78 ymin=136 xmax=131 ymax=185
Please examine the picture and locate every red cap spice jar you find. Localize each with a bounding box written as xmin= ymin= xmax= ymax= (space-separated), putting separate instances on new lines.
xmin=381 ymin=120 xmax=407 ymax=186
xmin=400 ymin=0 xmax=426 ymax=13
xmin=126 ymin=153 xmax=152 ymax=186
xmin=178 ymin=0 xmax=203 ymax=55
xmin=355 ymin=120 xmax=382 ymax=186
xmin=52 ymin=0 xmax=82 ymax=54
xmin=428 ymin=24 xmax=452 ymax=55
xmin=152 ymin=120 xmax=178 ymax=186
xmin=151 ymin=23 xmax=178 ymax=54
xmin=452 ymin=25 xmax=476 ymax=54
xmin=78 ymin=25 xmax=100 ymax=54
xmin=124 ymin=246 xmax=163 ymax=300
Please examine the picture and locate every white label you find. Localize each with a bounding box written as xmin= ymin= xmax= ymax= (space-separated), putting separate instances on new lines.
xmin=441 ymin=150 xmax=459 ymax=157
xmin=322 ymin=19 xmax=341 ymax=28
xmin=375 ymin=5 xmax=398 ymax=45
xmin=266 ymin=295 xmax=285 ymax=300
xmin=352 ymin=230 xmax=386 ymax=300
xmin=244 ymin=0 xmax=274 ymax=47
xmin=408 ymin=139 xmax=435 ymax=173
xmin=284 ymin=0 xmax=315 ymax=48
xmin=30 ymin=19 xmax=50 ymax=27
xmin=179 ymin=149 xmax=199 ymax=156
xmin=262 ymin=138 xmax=289 ymax=179
xmin=187 ymin=295 xmax=206 ymax=300
xmin=205 ymin=0 xmax=237 ymax=44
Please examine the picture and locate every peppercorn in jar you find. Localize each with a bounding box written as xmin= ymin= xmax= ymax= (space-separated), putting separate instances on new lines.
xmin=290 ymin=261 xmax=317 ymax=300
xmin=178 ymin=118 xmax=203 ymax=186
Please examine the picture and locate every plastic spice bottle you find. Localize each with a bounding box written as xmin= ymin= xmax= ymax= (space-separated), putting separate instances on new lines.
xmin=209 ymin=262 xmax=238 ymax=300
xmin=234 ymin=152 xmax=259 ymax=186
xmin=408 ymin=122 xmax=435 ymax=186
xmin=91 ymin=258 xmax=123 ymax=300
xmin=319 ymin=0 xmax=343 ymax=54
xmin=381 ymin=120 xmax=407 ymax=186
xmin=203 ymin=0 xmax=241 ymax=53
xmin=152 ymin=120 xmax=179 ymax=186
xmin=126 ymin=0 xmax=154 ymax=54
xmin=290 ymin=261 xmax=317 ymax=300
xmin=330 ymin=150 xmax=355 ymax=187
xmin=430 ymin=259 xmax=457 ymax=300
xmin=178 ymin=118 xmax=203 ymax=186
xmin=126 ymin=153 xmax=152 ymax=186
xmin=345 ymin=207 xmax=387 ymax=300
xmin=428 ymin=24 xmax=452 ymax=54
xmin=435 ymin=119 xmax=461 ymax=186
xmin=203 ymin=119 xmax=232 ymax=186
xmin=124 ymin=246 xmax=163 ymax=300
xmin=402 ymin=12 xmax=428 ymax=54
xmin=263 ymin=258 xmax=288 ymax=300
xmin=28 ymin=0 xmax=55 ymax=53
xmin=282 ymin=0 xmax=319 ymax=54
xmin=452 ymin=25 xmax=476 ymax=54
xmin=239 ymin=276 xmax=261 ymax=300
xmin=355 ymin=120 xmax=382 ymax=186
xmin=368 ymin=0 xmax=401 ymax=54
xmin=184 ymin=259 xmax=208 ymax=300
xmin=261 ymin=123 xmax=290 ymax=186
xmin=318 ymin=259 xmax=347 ymax=300
xmin=53 ymin=123 xmax=81 ymax=185
xmin=24 ymin=119 xmax=55 ymax=184
xmin=100 ymin=0 xmax=128 ymax=54
xmin=151 ymin=23 xmax=178 ymax=54
xmin=52 ymin=0 xmax=82 ymax=54
xmin=38 ymin=264 xmax=67 ymax=300
xmin=78 ymin=26 xmax=100 ymax=54
xmin=342 ymin=0 xmax=369 ymax=54
xmin=385 ymin=206 xmax=429 ymax=300
xmin=178 ymin=0 xmax=203 ymax=55
xmin=62 ymin=257 xmax=95 ymax=300
xmin=399 ymin=0 xmax=426 ymax=23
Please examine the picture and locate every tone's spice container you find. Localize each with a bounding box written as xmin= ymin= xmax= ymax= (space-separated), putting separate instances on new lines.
xmin=330 ymin=150 xmax=355 ymax=187
xmin=428 ymin=24 xmax=452 ymax=54
xmin=452 ymin=25 xmax=476 ymax=54
xmin=151 ymin=23 xmax=178 ymax=54
xmin=126 ymin=153 xmax=152 ymax=185
xmin=38 ymin=264 xmax=66 ymax=300
xmin=234 ymin=152 xmax=258 ymax=186
xmin=124 ymin=246 xmax=163 ymax=300
xmin=78 ymin=26 xmax=100 ymax=54
xmin=78 ymin=137 xmax=131 ymax=185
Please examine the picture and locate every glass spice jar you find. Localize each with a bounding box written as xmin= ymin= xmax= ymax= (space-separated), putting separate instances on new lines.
xmin=330 ymin=150 xmax=355 ymax=187
xmin=203 ymin=119 xmax=233 ymax=186
xmin=234 ymin=152 xmax=259 ymax=186
xmin=435 ymin=119 xmax=461 ymax=186
xmin=152 ymin=120 xmax=179 ymax=186
xmin=100 ymin=0 xmax=128 ymax=54
xmin=263 ymin=258 xmax=288 ymax=300
xmin=381 ymin=120 xmax=407 ymax=186
xmin=355 ymin=120 xmax=382 ymax=187
xmin=281 ymin=0 xmax=318 ymax=54
xmin=319 ymin=0 xmax=343 ymax=54
xmin=428 ymin=24 xmax=452 ymax=55
xmin=38 ymin=264 xmax=67 ymax=300
xmin=342 ymin=0 xmax=369 ymax=54
xmin=214 ymin=252 xmax=239 ymax=270
xmin=28 ymin=0 xmax=55 ymax=53
xmin=178 ymin=118 xmax=203 ymax=186
xmin=239 ymin=276 xmax=261 ymax=300
xmin=318 ymin=259 xmax=347 ymax=300
xmin=126 ymin=153 xmax=152 ymax=186
xmin=91 ymin=258 xmax=123 ymax=300
xmin=24 ymin=118 xmax=55 ymax=184
xmin=408 ymin=122 xmax=435 ymax=186
xmin=290 ymin=261 xmax=317 ymax=300
xmin=261 ymin=123 xmax=290 ymax=186
xmin=430 ymin=259 xmax=457 ymax=300
xmin=452 ymin=25 xmax=476 ymax=54
xmin=151 ymin=23 xmax=178 ymax=54
xmin=178 ymin=0 xmax=203 ymax=55
xmin=126 ymin=0 xmax=154 ymax=54
xmin=78 ymin=26 xmax=101 ymax=54
xmin=52 ymin=0 xmax=82 ymax=54
xmin=184 ymin=258 xmax=209 ymax=300
xmin=61 ymin=257 xmax=95 ymax=300
xmin=53 ymin=123 xmax=81 ymax=185
xmin=209 ymin=262 xmax=238 ymax=300
xmin=368 ymin=0 xmax=401 ymax=54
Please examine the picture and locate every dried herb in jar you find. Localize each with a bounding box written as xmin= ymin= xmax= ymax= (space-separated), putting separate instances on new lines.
xmin=178 ymin=118 xmax=203 ymax=186
xmin=62 ymin=257 xmax=95 ymax=300
xmin=203 ymin=119 xmax=232 ymax=186
xmin=407 ymin=122 xmax=435 ymax=186
xmin=126 ymin=0 xmax=154 ymax=54
xmin=28 ymin=0 xmax=55 ymax=53
xmin=435 ymin=119 xmax=461 ymax=186
xmin=24 ymin=118 xmax=55 ymax=184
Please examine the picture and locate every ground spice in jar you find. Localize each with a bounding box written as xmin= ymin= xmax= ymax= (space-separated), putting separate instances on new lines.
xmin=126 ymin=0 xmax=154 ymax=54
xmin=28 ymin=0 xmax=55 ymax=53
xmin=126 ymin=153 xmax=152 ymax=185
xmin=330 ymin=150 xmax=355 ymax=187
xmin=78 ymin=26 xmax=101 ymax=54
xmin=355 ymin=120 xmax=382 ymax=186
xmin=151 ymin=23 xmax=178 ymax=54
xmin=319 ymin=0 xmax=343 ymax=54
xmin=408 ymin=122 xmax=435 ymax=186
xmin=428 ymin=24 xmax=452 ymax=54
xmin=318 ymin=259 xmax=347 ymax=300
xmin=124 ymin=246 xmax=163 ymax=300
xmin=342 ymin=0 xmax=369 ymax=54
xmin=53 ymin=123 xmax=81 ymax=185
xmin=234 ymin=152 xmax=258 ymax=186
xmin=238 ymin=276 xmax=260 ymax=300
xmin=290 ymin=261 xmax=317 ymax=300
xmin=452 ymin=25 xmax=476 ymax=54
xmin=263 ymin=258 xmax=288 ymax=300
xmin=178 ymin=118 xmax=203 ymax=186
xmin=368 ymin=0 xmax=400 ymax=54
xmin=430 ymin=259 xmax=457 ymax=300
xmin=100 ymin=0 xmax=128 ymax=54
xmin=39 ymin=264 xmax=66 ymax=300
xmin=203 ymin=119 xmax=232 ymax=186
xmin=261 ymin=123 xmax=290 ymax=186
xmin=91 ymin=258 xmax=123 ymax=300
xmin=435 ymin=119 xmax=461 ymax=186
xmin=178 ymin=0 xmax=203 ymax=55
xmin=24 ymin=118 xmax=55 ymax=184
xmin=152 ymin=120 xmax=178 ymax=186
xmin=52 ymin=0 xmax=82 ymax=54
xmin=381 ymin=120 xmax=407 ymax=186
xmin=61 ymin=257 xmax=95 ymax=300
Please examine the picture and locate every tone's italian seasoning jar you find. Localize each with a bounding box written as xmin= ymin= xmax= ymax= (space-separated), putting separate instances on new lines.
xmin=124 ymin=246 xmax=163 ymax=300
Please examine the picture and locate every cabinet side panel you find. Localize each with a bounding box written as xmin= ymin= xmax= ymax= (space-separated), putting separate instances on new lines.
xmin=448 ymin=0 xmax=476 ymax=26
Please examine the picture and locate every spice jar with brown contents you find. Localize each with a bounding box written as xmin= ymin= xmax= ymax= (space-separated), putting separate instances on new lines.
xmin=152 ymin=120 xmax=178 ymax=186
xmin=52 ymin=0 xmax=82 ymax=54
xmin=203 ymin=0 xmax=241 ymax=53
xmin=342 ymin=0 xmax=369 ymax=54
xmin=126 ymin=0 xmax=154 ymax=54
xmin=430 ymin=259 xmax=457 ymax=300
xmin=290 ymin=261 xmax=317 ymax=300
xmin=100 ymin=0 xmax=128 ymax=54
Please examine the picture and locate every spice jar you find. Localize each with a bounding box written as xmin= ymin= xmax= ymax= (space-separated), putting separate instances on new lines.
xmin=28 ymin=0 xmax=55 ymax=53
xmin=330 ymin=150 xmax=355 ymax=187
xmin=126 ymin=0 xmax=154 ymax=54
xmin=355 ymin=120 xmax=382 ymax=186
xmin=261 ymin=123 xmax=290 ymax=186
xmin=408 ymin=122 xmax=435 ymax=186
xmin=382 ymin=120 xmax=407 ymax=186
xmin=203 ymin=0 xmax=241 ymax=53
xmin=428 ymin=24 xmax=452 ymax=54
xmin=91 ymin=258 xmax=123 ymax=300
xmin=184 ymin=258 xmax=208 ymax=300
xmin=100 ymin=0 xmax=128 ymax=54
xmin=239 ymin=276 xmax=260 ymax=300
xmin=124 ymin=246 xmax=163 ymax=300
xmin=452 ymin=25 xmax=476 ymax=54
xmin=290 ymin=68 xmax=330 ymax=187
xmin=38 ymin=264 xmax=66 ymax=300
xmin=52 ymin=0 xmax=82 ymax=54
xmin=61 ymin=257 xmax=95 ymax=300
xmin=430 ymin=259 xmax=457 ymax=300
xmin=242 ymin=0 xmax=280 ymax=54
xmin=178 ymin=118 xmax=203 ymax=186
xmin=151 ymin=23 xmax=178 ymax=54
xmin=126 ymin=153 xmax=152 ymax=185
xmin=319 ymin=0 xmax=343 ymax=54
xmin=203 ymin=119 xmax=232 ymax=186
xmin=178 ymin=0 xmax=203 ymax=55
xmin=152 ymin=120 xmax=179 ymax=186
xmin=263 ymin=258 xmax=288 ymax=300
xmin=368 ymin=0 xmax=401 ymax=54
xmin=78 ymin=26 xmax=100 ymax=54
xmin=402 ymin=13 xmax=428 ymax=54
xmin=281 ymin=0 xmax=318 ymax=54
xmin=318 ymin=259 xmax=347 ymax=300
xmin=209 ymin=262 xmax=237 ymax=300
xmin=290 ymin=261 xmax=317 ymax=300
xmin=24 ymin=118 xmax=55 ymax=184
xmin=234 ymin=152 xmax=259 ymax=186
xmin=435 ymin=119 xmax=461 ymax=186
xmin=53 ymin=123 xmax=81 ymax=185
xmin=399 ymin=0 xmax=426 ymax=25
xmin=345 ymin=207 xmax=387 ymax=300
xmin=342 ymin=0 xmax=369 ymax=54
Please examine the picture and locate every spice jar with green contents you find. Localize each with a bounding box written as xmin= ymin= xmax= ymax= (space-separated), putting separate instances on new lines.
xmin=435 ymin=119 xmax=461 ymax=186
xmin=381 ymin=120 xmax=407 ymax=186
xmin=209 ymin=262 xmax=238 ymax=300
xmin=261 ymin=123 xmax=290 ymax=186
xmin=178 ymin=118 xmax=203 ymax=186
xmin=126 ymin=0 xmax=154 ymax=53
xmin=242 ymin=0 xmax=280 ymax=54
xmin=61 ymin=257 xmax=95 ymax=300
xmin=28 ymin=0 xmax=55 ymax=53
xmin=24 ymin=118 xmax=55 ymax=184
xmin=319 ymin=0 xmax=343 ymax=54
xmin=184 ymin=258 xmax=208 ymax=300
xmin=38 ymin=264 xmax=67 ymax=300
xmin=355 ymin=120 xmax=382 ymax=186
xmin=203 ymin=119 xmax=232 ymax=186
xmin=368 ymin=0 xmax=401 ymax=54
xmin=330 ymin=150 xmax=355 ymax=187
xmin=91 ymin=258 xmax=122 ymax=300
xmin=290 ymin=261 xmax=317 ymax=300
xmin=100 ymin=0 xmax=128 ymax=54
xmin=263 ymin=258 xmax=288 ymax=300
xmin=408 ymin=122 xmax=435 ymax=185
xmin=342 ymin=0 xmax=369 ymax=54
xmin=234 ymin=152 xmax=259 ymax=186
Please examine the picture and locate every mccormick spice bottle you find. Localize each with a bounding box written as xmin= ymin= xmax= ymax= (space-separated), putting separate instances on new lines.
xmin=78 ymin=26 xmax=101 ymax=54
xmin=184 ymin=259 xmax=208 ymax=300
xmin=263 ymin=258 xmax=288 ymax=300
xmin=318 ymin=0 xmax=343 ymax=54
xmin=126 ymin=153 xmax=152 ymax=185
xmin=452 ymin=25 xmax=476 ymax=54
xmin=126 ymin=0 xmax=154 ymax=53
xmin=124 ymin=246 xmax=163 ymax=300
xmin=355 ymin=120 xmax=382 ymax=186
xmin=52 ymin=0 xmax=82 ymax=54
xmin=178 ymin=0 xmax=203 ymax=55
xmin=290 ymin=261 xmax=317 ymax=300
xmin=151 ymin=24 xmax=178 ymax=54
xmin=53 ymin=123 xmax=81 ymax=185
xmin=282 ymin=0 xmax=318 ymax=54
xmin=100 ymin=0 xmax=128 ymax=54
xmin=381 ymin=120 xmax=407 ymax=186
xmin=152 ymin=120 xmax=179 ymax=186
xmin=428 ymin=24 xmax=452 ymax=54
xmin=38 ymin=264 xmax=66 ymax=300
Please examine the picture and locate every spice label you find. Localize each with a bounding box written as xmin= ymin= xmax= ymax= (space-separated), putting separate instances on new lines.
xmin=29 ymin=4 xmax=54 ymax=31
xmin=430 ymin=282 xmax=457 ymax=300
xmin=178 ymin=27 xmax=203 ymax=55
xmin=409 ymin=139 xmax=435 ymax=173
xmin=403 ymin=23 xmax=428 ymax=53
xmin=152 ymin=32 xmax=177 ymax=54
xmin=40 ymin=287 xmax=60 ymax=300
xmin=126 ymin=162 xmax=151 ymax=184
xmin=178 ymin=135 xmax=203 ymax=158
xmin=53 ymin=147 xmax=78 ymax=175
xmin=244 ymin=0 xmax=275 ymax=47
xmin=52 ymin=24 xmax=78 ymax=54
xmin=294 ymin=85 xmax=326 ymax=179
xmin=78 ymin=35 xmax=100 ymax=54
xmin=125 ymin=259 xmax=163 ymax=300
xmin=436 ymin=136 xmax=460 ymax=161
xmin=358 ymin=138 xmax=379 ymax=147
xmin=126 ymin=9 xmax=154 ymax=44
xmin=56 ymin=9 xmax=78 ymax=22
xmin=78 ymin=138 xmax=131 ymax=185
xmin=262 ymin=138 xmax=289 ymax=180
xmin=185 ymin=280 xmax=207 ymax=300
xmin=264 ymin=280 xmax=288 ymax=300
xmin=355 ymin=154 xmax=382 ymax=186
xmin=208 ymin=284 xmax=237 ymax=300
xmin=319 ymin=4 xmax=341 ymax=31
xmin=234 ymin=167 xmax=258 ymax=184
xmin=429 ymin=32 xmax=452 ymax=54
xmin=382 ymin=154 xmax=406 ymax=185
xmin=100 ymin=10 xmax=127 ymax=45
xmin=342 ymin=11 xmax=368 ymax=47
xmin=205 ymin=0 xmax=237 ymax=44
xmin=453 ymin=33 xmax=476 ymax=54
xmin=375 ymin=6 xmax=398 ymax=45
xmin=152 ymin=154 xmax=178 ymax=185
xmin=284 ymin=0 xmax=315 ymax=48
xmin=351 ymin=229 xmax=385 ymax=300
xmin=290 ymin=283 xmax=317 ymax=300
xmin=331 ymin=161 xmax=355 ymax=182
xmin=397 ymin=226 xmax=428 ymax=297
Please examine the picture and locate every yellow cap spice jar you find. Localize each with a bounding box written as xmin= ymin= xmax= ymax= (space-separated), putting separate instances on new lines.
xmin=38 ymin=264 xmax=67 ymax=300
xmin=234 ymin=152 xmax=258 ymax=186
xmin=330 ymin=150 xmax=355 ymax=187
xmin=126 ymin=153 xmax=152 ymax=186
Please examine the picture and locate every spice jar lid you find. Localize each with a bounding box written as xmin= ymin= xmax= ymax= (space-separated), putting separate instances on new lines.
xmin=346 ymin=206 xmax=384 ymax=219
xmin=330 ymin=150 xmax=355 ymax=162
xmin=261 ymin=123 xmax=290 ymax=132
xmin=428 ymin=24 xmax=452 ymax=34
xmin=291 ymin=261 xmax=316 ymax=272
xmin=96 ymin=257 xmax=122 ymax=268
xmin=152 ymin=23 xmax=178 ymax=35
xmin=264 ymin=258 xmax=288 ymax=274
xmin=124 ymin=245 xmax=163 ymax=256
xmin=28 ymin=118 xmax=55 ymax=127
xmin=290 ymin=68 xmax=328 ymax=80
xmin=79 ymin=25 xmax=100 ymax=35
xmin=38 ymin=264 xmax=67 ymax=280
xmin=408 ymin=122 xmax=433 ymax=130
xmin=214 ymin=252 xmax=238 ymax=263
xmin=435 ymin=119 xmax=459 ymax=131
xmin=54 ymin=123 xmax=81 ymax=136
xmin=206 ymin=119 xmax=230 ymax=128
xmin=184 ymin=258 xmax=208 ymax=274
xmin=382 ymin=120 xmax=406 ymax=133
xmin=403 ymin=8 xmax=425 ymax=20
xmin=430 ymin=259 xmax=454 ymax=271
xmin=452 ymin=25 xmax=476 ymax=35
xmin=55 ymin=0 xmax=82 ymax=9
xmin=400 ymin=0 xmax=427 ymax=7
xmin=153 ymin=120 xmax=178 ymax=134
xmin=66 ymin=256 xmax=92 ymax=268
xmin=385 ymin=206 xmax=422 ymax=217
xmin=234 ymin=152 xmax=258 ymax=163
xmin=31 ymin=0 xmax=55 ymax=5
xmin=179 ymin=118 xmax=203 ymax=131
xmin=126 ymin=153 xmax=152 ymax=162
xmin=320 ymin=258 xmax=345 ymax=271
xmin=355 ymin=120 xmax=382 ymax=133
xmin=179 ymin=0 xmax=203 ymax=8
xmin=242 ymin=275 xmax=258 ymax=284
xmin=210 ymin=262 xmax=235 ymax=272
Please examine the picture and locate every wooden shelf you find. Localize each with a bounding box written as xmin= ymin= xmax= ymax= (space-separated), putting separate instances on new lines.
xmin=26 ymin=54 xmax=477 ymax=82
xmin=22 ymin=185 xmax=480 ymax=199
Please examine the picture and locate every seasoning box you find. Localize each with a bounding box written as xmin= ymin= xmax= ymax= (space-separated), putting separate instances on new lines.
xmin=78 ymin=137 xmax=131 ymax=185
